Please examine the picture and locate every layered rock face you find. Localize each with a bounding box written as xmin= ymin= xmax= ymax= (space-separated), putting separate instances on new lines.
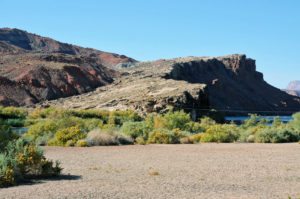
xmin=42 ymin=55 xmax=300 ymax=115
xmin=0 ymin=28 xmax=135 ymax=106
xmin=165 ymin=55 xmax=300 ymax=112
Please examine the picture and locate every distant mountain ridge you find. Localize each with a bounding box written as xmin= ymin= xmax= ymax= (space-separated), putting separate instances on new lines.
xmin=287 ymin=81 xmax=300 ymax=90
xmin=0 ymin=28 xmax=136 ymax=67
xmin=285 ymin=81 xmax=300 ymax=97
xmin=0 ymin=28 xmax=136 ymax=106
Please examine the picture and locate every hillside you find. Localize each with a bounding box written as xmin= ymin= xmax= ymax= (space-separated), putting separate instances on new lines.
xmin=0 ymin=28 xmax=136 ymax=106
xmin=1 ymin=28 xmax=300 ymax=115
xmin=0 ymin=28 xmax=136 ymax=67
xmin=41 ymin=54 xmax=300 ymax=116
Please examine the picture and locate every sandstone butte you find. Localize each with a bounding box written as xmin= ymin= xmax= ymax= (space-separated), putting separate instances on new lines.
xmin=0 ymin=28 xmax=300 ymax=116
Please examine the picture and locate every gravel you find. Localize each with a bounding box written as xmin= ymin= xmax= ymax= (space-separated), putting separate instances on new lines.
xmin=1 ymin=143 xmax=299 ymax=199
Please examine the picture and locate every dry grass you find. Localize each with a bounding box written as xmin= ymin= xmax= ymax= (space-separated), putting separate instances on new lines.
xmin=149 ymin=171 xmax=159 ymax=176
xmin=86 ymin=129 xmax=133 ymax=146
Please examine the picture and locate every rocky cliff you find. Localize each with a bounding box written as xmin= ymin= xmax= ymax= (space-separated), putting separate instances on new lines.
xmin=0 ymin=28 xmax=136 ymax=106
xmin=41 ymin=55 xmax=300 ymax=116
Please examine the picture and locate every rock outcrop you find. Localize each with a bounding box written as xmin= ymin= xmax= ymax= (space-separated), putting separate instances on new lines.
xmin=41 ymin=55 xmax=300 ymax=116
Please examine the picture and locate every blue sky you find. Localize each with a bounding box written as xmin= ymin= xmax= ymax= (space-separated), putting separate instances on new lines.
xmin=1 ymin=0 xmax=299 ymax=88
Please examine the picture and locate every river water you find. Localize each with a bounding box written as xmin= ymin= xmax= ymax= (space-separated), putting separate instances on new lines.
xmin=225 ymin=116 xmax=293 ymax=123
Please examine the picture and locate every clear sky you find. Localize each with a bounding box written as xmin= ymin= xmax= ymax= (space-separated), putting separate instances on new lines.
xmin=1 ymin=0 xmax=299 ymax=89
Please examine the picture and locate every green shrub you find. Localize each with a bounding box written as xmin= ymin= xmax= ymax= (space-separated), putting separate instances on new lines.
xmin=0 ymin=106 xmax=27 ymax=119
xmin=191 ymin=133 xmax=204 ymax=143
xmin=71 ymin=109 xmax=110 ymax=120
xmin=65 ymin=140 xmax=75 ymax=147
xmin=184 ymin=121 xmax=204 ymax=134
xmin=35 ymin=133 xmax=55 ymax=146
xmin=288 ymin=112 xmax=300 ymax=131
xmin=107 ymin=110 xmax=142 ymax=127
xmin=240 ymin=114 xmax=260 ymax=129
xmin=0 ymin=138 xmax=62 ymax=187
xmin=198 ymin=116 xmax=216 ymax=132
xmin=272 ymin=116 xmax=284 ymax=128
xmin=255 ymin=128 xmax=300 ymax=143
xmin=201 ymin=124 xmax=239 ymax=143
xmin=147 ymin=129 xmax=170 ymax=144
xmin=55 ymin=116 xmax=85 ymax=130
xmin=26 ymin=121 xmax=58 ymax=141
xmin=153 ymin=115 xmax=168 ymax=129
xmin=76 ymin=140 xmax=88 ymax=147
xmin=168 ymin=128 xmax=189 ymax=144
xmin=46 ymin=138 xmax=58 ymax=146
xmin=238 ymin=132 xmax=251 ymax=142
xmin=0 ymin=123 xmax=14 ymax=151
xmin=54 ymin=125 xmax=85 ymax=146
xmin=6 ymin=119 xmax=25 ymax=127
xmin=29 ymin=107 xmax=57 ymax=119
xmin=243 ymin=124 xmax=269 ymax=135
xmin=120 ymin=121 xmax=152 ymax=140
xmin=164 ymin=110 xmax=191 ymax=130
xmin=136 ymin=137 xmax=146 ymax=145
xmin=0 ymin=154 xmax=15 ymax=186
xmin=147 ymin=128 xmax=188 ymax=144
xmin=81 ymin=118 xmax=103 ymax=132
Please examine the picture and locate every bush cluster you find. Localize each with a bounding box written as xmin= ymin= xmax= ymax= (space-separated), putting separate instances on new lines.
xmin=0 ymin=121 xmax=61 ymax=187
xmin=0 ymin=106 xmax=27 ymax=119
xmin=21 ymin=107 xmax=300 ymax=147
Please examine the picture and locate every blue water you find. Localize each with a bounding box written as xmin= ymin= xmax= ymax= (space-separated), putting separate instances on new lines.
xmin=11 ymin=127 xmax=29 ymax=134
xmin=225 ymin=116 xmax=293 ymax=123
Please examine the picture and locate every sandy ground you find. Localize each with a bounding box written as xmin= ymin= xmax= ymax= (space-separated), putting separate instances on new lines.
xmin=0 ymin=143 xmax=299 ymax=199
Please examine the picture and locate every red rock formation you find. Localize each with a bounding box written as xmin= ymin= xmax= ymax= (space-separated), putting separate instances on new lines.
xmin=0 ymin=28 xmax=136 ymax=67
xmin=0 ymin=28 xmax=134 ymax=106
xmin=0 ymin=76 xmax=37 ymax=106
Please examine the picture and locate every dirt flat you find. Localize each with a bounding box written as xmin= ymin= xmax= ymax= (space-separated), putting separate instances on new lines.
xmin=1 ymin=143 xmax=300 ymax=199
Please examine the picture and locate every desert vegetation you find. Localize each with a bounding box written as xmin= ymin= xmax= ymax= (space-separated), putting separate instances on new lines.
xmin=12 ymin=107 xmax=300 ymax=147
xmin=1 ymin=106 xmax=300 ymax=187
xmin=0 ymin=106 xmax=61 ymax=187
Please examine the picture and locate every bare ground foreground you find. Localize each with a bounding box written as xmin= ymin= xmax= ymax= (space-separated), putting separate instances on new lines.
xmin=1 ymin=144 xmax=300 ymax=199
